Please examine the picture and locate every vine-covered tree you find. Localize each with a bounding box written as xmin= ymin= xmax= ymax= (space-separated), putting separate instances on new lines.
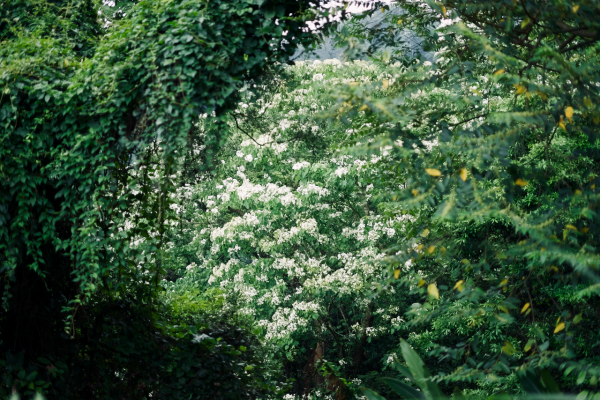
xmin=0 ymin=0 xmax=331 ymax=397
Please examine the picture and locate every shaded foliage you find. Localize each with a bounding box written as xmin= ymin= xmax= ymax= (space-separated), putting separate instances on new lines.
xmin=0 ymin=0 xmax=330 ymax=397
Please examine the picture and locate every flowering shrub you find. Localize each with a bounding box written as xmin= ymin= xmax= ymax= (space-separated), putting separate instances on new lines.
xmin=163 ymin=59 xmax=426 ymax=397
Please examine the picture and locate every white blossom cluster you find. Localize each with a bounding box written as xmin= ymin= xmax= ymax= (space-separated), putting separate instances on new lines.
xmin=162 ymin=60 xmax=418 ymax=366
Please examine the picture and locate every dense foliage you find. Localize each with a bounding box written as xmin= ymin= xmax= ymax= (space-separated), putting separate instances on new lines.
xmin=332 ymin=1 xmax=600 ymax=398
xmin=163 ymin=0 xmax=600 ymax=398
xmin=3 ymin=0 xmax=600 ymax=399
xmin=0 ymin=0 xmax=329 ymax=397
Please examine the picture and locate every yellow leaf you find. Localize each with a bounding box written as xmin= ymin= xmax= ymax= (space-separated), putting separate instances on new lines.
xmin=557 ymin=316 xmax=561 ymax=324
xmin=426 ymin=168 xmax=442 ymax=177
xmin=381 ymin=7 xmax=385 ymax=12
xmin=453 ymin=280 xmax=464 ymax=291
xmin=565 ymin=106 xmax=574 ymax=123
xmin=394 ymin=269 xmax=400 ymax=279
xmin=554 ymin=322 xmax=565 ymax=334
xmin=575 ymin=189 xmax=582 ymax=195
xmin=573 ymin=4 xmax=580 ymax=13
xmin=64 ymin=59 xmax=70 ymax=67
xmin=566 ymin=224 xmax=578 ymax=231
xmin=524 ymin=339 xmax=535 ymax=352
xmin=460 ymin=168 xmax=468 ymax=181
xmin=502 ymin=341 xmax=516 ymax=355
xmin=559 ymin=120 xmax=567 ymax=132
xmin=397 ymin=19 xmax=403 ymax=24
xmin=581 ymin=227 xmax=589 ymax=234
xmin=359 ymin=104 xmax=369 ymax=111
xmin=349 ymin=81 xmax=359 ymax=86
xmin=428 ymin=245 xmax=435 ymax=254
xmin=515 ymin=178 xmax=528 ymax=186
xmin=535 ymin=90 xmax=548 ymax=101
xmin=428 ymin=284 xmax=439 ymax=299
xmin=493 ymin=68 xmax=505 ymax=76
xmin=521 ymin=17 xmax=530 ymax=29
xmin=418 ymin=279 xmax=426 ymax=287
xmin=584 ymin=97 xmax=592 ymax=108
xmin=500 ymin=278 xmax=508 ymax=286
xmin=441 ymin=5 xmax=447 ymax=17
xmin=515 ymin=84 xmax=527 ymax=94
xmin=382 ymin=79 xmax=389 ymax=90
xmin=521 ymin=303 xmax=530 ymax=313
xmin=422 ymin=229 xmax=430 ymax=237
xmin=411 ymin=189 xmax=419 ymax=197
xmin=573 ymin=313 xmax=583 ymax=324
xmin=550 ymin=266 xmax=559 ymax=272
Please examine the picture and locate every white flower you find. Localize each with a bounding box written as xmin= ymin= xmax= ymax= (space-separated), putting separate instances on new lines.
xmin=334 ymin=167 xmax=349 ymax=178
xmin=192 ymin=334 xmax=212 ymax=343
xmin=245 ymin=154 xmax=254 ymax=162
xmin=313 ymin=73 xmax=324 ymax=81
xmin=279 ymin=119 xmax=292 ymax=130
xmin=236 ymin=150 xmax=244 ymax=158
xmin=292 ymin=161 xmax=310 ymax=170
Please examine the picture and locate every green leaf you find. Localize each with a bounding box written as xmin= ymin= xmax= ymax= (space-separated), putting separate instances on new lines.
xmin=361 ymin=388 xmax=388 ymax=400
xmin=382 ymin=377 xmax=425 ymax=399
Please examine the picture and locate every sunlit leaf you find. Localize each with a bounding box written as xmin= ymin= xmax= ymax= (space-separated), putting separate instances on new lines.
xmin=559 ymin=119 xmax=567 ymax=131
xmin=524 ymin=339 xmax=535 ymax=352
xmin=565 ymin=106 xmax=574 ymax=123
xmin=428 ymin=283 xmax=439 ymax=299
xmin=515 ymin=179 xmax=528 ymax=186
xmin=453 ymin=280 xmax=464 ymax=292
xmin=502 ymin=341 xmax=516 ymax=355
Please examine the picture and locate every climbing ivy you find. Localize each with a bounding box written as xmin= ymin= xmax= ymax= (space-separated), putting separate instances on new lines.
xmin=0 ymin=0 xmax=330 ymax=396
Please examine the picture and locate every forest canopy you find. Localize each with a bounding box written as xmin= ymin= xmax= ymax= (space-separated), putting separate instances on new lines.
xmin=1 ymin=0 xmax=600 ymax=399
